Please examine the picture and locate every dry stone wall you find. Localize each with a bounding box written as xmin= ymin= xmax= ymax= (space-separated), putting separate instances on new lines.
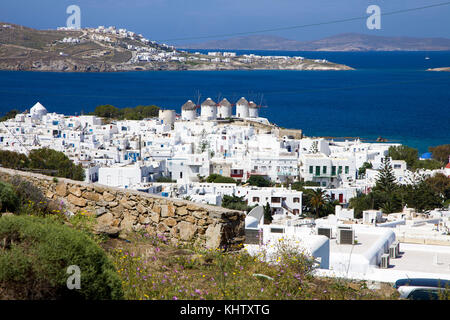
xmin=0 ymin=168 xmax=245 ymax=249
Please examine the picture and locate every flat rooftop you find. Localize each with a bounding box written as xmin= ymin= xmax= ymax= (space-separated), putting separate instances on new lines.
xmin=329 ymin=232 xmax=380 ymax=255
xmin=389 ymin=243 xmax=450 ymax=275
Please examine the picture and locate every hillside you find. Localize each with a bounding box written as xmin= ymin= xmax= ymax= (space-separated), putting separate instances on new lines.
xmin=0 ymin=23 xmax=352 ymax=72
xmin=427 ymin=67 xmax=450 ymax=72
xmin=184 ymin=33 xmax=450 ymax=51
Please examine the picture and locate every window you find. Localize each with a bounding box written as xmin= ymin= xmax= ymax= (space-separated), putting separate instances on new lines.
xmin=315 ymin=166 xmax=320 ymax=176
xmin=338 ymin=166 xmax=342 ymax=174
xmin=345 ymin=166 xmax=349 ymax=174
xmin=323 ymin=166 xmax=327 ymax=174
xmin=180 ymin=172 xmax=183 ymax=179
xmin=309 ymin=166 xmax=313 ymax=174
xmin=271 ymin=197 xmax=281 ymax=203
xmin=332 ymin=166 xmax=336 ymax=175
xmin=252 ymin=197 xmax=260 ymax=202
xmin=293 ymin=209 xmax=300 ymax=215
xmin=293 ymin=197 xmax=300 ymax=203
xmin=394 ymin=164 xmax=401 ymax=169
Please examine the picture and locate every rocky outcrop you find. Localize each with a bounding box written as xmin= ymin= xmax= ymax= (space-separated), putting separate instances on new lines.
xmin=0 ymin=168 xmax=245 ymax=249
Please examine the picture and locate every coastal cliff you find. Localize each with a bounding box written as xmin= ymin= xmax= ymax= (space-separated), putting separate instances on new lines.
xmin=0 ymin=22 xmax=353 ymax=72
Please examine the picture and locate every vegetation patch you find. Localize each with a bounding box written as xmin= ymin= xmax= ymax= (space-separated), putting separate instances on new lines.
xmin=0 ymin=215 xmax=123 ymax=300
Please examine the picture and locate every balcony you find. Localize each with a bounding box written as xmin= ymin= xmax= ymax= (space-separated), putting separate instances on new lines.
xmin=230 ymin=169 xmax=244 ymax=178
xmin=313 ymin=173 xmax=335 ymax=178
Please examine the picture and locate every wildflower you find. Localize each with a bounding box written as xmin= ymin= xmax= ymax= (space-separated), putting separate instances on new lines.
xmin=173 ymin=296 xmax=178 ymax=300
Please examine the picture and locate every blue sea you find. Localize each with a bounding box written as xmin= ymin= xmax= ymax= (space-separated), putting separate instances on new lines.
xmin=0 ymin=50 xmax=449 ymax=153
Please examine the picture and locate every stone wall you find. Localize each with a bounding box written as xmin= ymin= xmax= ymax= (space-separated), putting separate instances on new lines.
xmin=0 ymin=168 xmax=245 ymax=249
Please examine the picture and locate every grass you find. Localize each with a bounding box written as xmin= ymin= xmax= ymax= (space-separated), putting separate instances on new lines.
xmin=104 ymin=232 xmax=400 ymax=300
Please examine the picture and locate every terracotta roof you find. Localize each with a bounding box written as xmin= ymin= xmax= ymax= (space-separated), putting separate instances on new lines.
xmin=446 ymin=163 xmax=450 ymax=169
xmin=201 ymin=98 xmax=217 ymax=107
xmin=219 ymin=98 xmax=232 ymax=107
xmin=236 ymin=97 xmax=248 ymax=105
xmin=248 ymin=101 xmax=258 ymax=108
xmin=181 ymin=100 xmax=196 ymax=110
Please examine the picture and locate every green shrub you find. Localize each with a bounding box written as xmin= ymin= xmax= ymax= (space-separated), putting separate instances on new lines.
xmin=206 ymin=174 xmax=236 ymax=184
xmin=9 ymin=176 xmax=61 ymax=217
xmin=0 ymin=181 xmax=19 ymax=213
xmin=247 ymin=175 xmax=272 ymax=187
xmin=0 ymin=215 xmax=123 ymax=299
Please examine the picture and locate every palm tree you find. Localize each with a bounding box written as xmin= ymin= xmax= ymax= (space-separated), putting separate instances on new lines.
xmin=309 ymin=188 xmax=327 ymax=220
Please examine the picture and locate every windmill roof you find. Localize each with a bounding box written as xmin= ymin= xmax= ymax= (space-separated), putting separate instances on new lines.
xmin=30 ymin=102 xmax=47 ymax=112
xmin=181 ymin=100 xmax=196 ymax=110
xmin=236 ymin=97 xmax=248 ymax=105
xmin=201 ymin=98 xmax=217 ymax=107
xmin=219 ymin=98 xmax=232 ymax=107
xmin=248 ymin=101 xmax=258 ymax=108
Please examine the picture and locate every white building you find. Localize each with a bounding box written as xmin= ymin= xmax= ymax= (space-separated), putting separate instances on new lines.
xmin=217 ymin=98 xmax=232 ymax=119
xmin=200 ymin=98 xmax=217 ymax=121
xmin=248 ymin=101 xmax=259 ymax=118
xmin=235 ymin=97 xmax=249 ymax=118
xmin=181 ymin=100 xmax=197 ymax=121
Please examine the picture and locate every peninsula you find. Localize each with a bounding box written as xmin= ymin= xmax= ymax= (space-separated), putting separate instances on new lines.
xmin=0 ymin=23 xmax=353 ymax=72
xmin=427 ymin=67 xmax=450 ymax=72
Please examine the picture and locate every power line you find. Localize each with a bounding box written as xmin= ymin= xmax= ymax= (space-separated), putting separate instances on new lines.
xmin=156 ymin=2 xmax=450 ymax=42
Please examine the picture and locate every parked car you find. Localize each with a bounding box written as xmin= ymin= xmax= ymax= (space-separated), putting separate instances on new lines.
xmin=394 ymin=278 xmax=450 ymax=300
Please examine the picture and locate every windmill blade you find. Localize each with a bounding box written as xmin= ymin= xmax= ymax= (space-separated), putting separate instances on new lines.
xmin=195 ymin=89 xmax=202 ymax=108
xmin=216 ymin=92 xmax=222 ymax=104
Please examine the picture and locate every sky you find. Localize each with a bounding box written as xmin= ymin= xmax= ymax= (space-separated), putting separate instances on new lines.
xmin=1 ymin=0 xmax=449 ymax=45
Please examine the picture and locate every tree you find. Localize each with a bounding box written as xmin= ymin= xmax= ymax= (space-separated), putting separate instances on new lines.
xmin=349 ymin=192 xmax=374 ymax=218
xmin=92 ymin=104 xmax=121 ymax=118
xmin=0 ymin=150 xmax=29 ymax=169
xmin=221 ymin=195 xmax=251 ymax=212
xmin=412 ymin=159 xmax=443 ymax=171
xmin=358 ymin=162 xmax=373 ymax=177
xmin=0 ymin=109 xmax=20 ymax=122
xmin=91 ymin=104 xmax=160 ymax=120
xmin=263 ymin=202 xmax=272 ymax=224
xmin=308 ymin=188 xmax=328 ymax=220
xmin=424 ymin=173 xmax=450 ymax=203
xmin=429 ymin=144 xmax=450 ymax=165
xmin=247 ymin=175 xmax=271 ymax=187
xmin=388 ymin=145 xmax=418 ymax=169
xmin=206 ymin=174 xmax=236 ymax=184
xmin=373 ymin=156 xmax=401 ymax=213
xmin=28 ymin=148 xmax=85 ymax=181
xmin=374 ymin=156 xmax=397 ymax=194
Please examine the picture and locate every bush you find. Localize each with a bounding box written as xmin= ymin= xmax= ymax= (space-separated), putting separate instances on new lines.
xmin=0 ymin=150 xmax=29 ymax=169
xmin=0 ymin=215 xmax=123 ymax=299
xmin=156 ymin=176 xmax=175 ymax=183
xmin=9 ymin=176 xmax=62 ymax=217
xmin=91 ymin=104 xmax=160 ymax=120
xmin=206 ymin=174 xmax=236 ymax=184
xmin=28 ymin=148 xmax=85 ymax=181
xmin=247 ymin=175 xmax=272 ymax=187
xmin=0 ymin=181 xmax=19 ymax=213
